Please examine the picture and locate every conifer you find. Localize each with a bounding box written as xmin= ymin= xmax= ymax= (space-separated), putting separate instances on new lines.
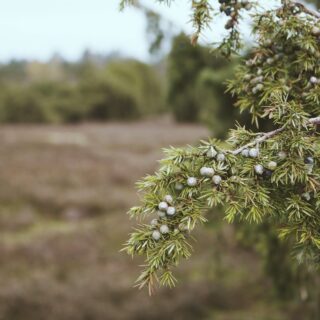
xmin=121 ymin=0 xmax=320 ymax=294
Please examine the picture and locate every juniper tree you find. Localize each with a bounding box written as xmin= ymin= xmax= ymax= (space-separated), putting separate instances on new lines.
xmin=121 ymin=0 xmax=320 ymax=294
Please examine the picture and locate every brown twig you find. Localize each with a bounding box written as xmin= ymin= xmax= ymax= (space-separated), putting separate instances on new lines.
xmin=291 ymin=1 xmax=320 ymax=19
xmin=230 ymin=116 xmax=320 ymax=155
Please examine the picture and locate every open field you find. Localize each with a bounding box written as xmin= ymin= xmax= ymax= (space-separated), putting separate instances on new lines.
xmin=0 ymin=118 xmax=307 ymax=320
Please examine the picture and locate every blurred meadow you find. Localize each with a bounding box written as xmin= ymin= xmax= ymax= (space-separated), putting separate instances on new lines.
xmin=0 ymin=1 xmax=319 ymax=319
xmin=0 ymin=119 xmax=309 ymax=320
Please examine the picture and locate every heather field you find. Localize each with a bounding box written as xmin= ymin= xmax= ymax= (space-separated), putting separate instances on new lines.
xmin=0 ymin=118 xmax=308 ymax=320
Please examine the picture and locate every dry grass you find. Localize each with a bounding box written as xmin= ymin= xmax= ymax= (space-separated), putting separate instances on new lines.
xmin=0 ymin=117 xmax=304 ymax=320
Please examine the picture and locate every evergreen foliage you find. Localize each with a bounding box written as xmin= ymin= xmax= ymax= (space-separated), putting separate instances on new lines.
xmin=122 ymin=0 xmax=320 ymax=294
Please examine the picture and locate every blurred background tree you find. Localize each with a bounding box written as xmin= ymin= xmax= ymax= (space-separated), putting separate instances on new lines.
xmin=167 ymin=33 xmax=251 ymax=138
xmin=166 ymin=33 xmax=206 ymax=123
xmin=0 ymin=56 xmax=164 ymax=123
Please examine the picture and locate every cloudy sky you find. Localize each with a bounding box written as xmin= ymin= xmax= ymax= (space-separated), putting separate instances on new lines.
xmin=0 ymin=0 xmax=286 ymax=62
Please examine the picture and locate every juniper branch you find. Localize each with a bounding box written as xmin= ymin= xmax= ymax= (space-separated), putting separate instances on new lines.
xmin=122 ymin=0 xmax=320 ymax=292
xmin=231 ymin=116 xmax=320 ymax=155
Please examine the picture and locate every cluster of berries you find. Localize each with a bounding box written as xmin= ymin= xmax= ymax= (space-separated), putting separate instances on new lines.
xmin=151 ymin=138 xmax=315 ymax=240
xmin=244 ymin=20 xmax=320 ymax=97
xmin=242 ymin=148 xmax=314 ymax=179
xmin=158 ymin=195 xmax=176 ymax=217
xmin=151 ymin=146 xmax=227 ymax=240
xmin=241 ymin=147 xmax=259 ymax=158
xmin=186 ymin=169 xmax=222 ymax=188
xmin=253 ymin=161 xmax=277 ymax=177
xmin=241 ymin=147 xmax=282 ymax=177
xmin=152 ymin=193 xmax=192 ymax=241
xmin=181 ymin=147 xmax=224 ymax=187
xmin=152 ymin=195 xmax=176 ymax=240
xmin=190 ymin=147 xmax=226 ymax=186
xmin=199 ymin=167 xmax=223 ymax=185
xmin=219 ymin=0 xmax=252 ymax=30
xmin=244 ymin=49 xmax=285 ymax=95
xmin=186 ymin=148 xmax=225 ymax=188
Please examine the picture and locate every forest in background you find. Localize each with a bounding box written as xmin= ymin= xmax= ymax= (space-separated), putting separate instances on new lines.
xmin=0 ymin=34 xmax=243 ymax=137
xmin=0 ymin=51 xmax=163 ymax=123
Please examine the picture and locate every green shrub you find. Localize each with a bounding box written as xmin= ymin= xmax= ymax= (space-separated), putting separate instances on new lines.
xmin=105 ymin=59 xmax=164 ymax=116
xmin=80 ymin=74 xmax=140 ymax=120
xmin=0 ymin=85 xmax=53 ymax=123
xmin=33 ymin=82 xmax=88 ymax=123
xmin=0 ymin=58 xmax=165 ymax=124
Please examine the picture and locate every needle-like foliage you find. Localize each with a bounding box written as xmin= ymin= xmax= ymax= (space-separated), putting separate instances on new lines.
xmin=121 ymin=0 xmax=320 ymax=293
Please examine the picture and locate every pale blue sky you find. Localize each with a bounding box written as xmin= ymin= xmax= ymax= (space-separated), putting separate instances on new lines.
xmin=0 ymin=0 xmax=193 ymax=62
xmin=0 ymin=0 xmax=284 ymax=62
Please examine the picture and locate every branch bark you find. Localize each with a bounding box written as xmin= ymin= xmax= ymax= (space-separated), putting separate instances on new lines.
xmin=231 ymin=116 xmax=320 ymax=155
xmin=291 ymin=1 xmax=320 ymax=19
